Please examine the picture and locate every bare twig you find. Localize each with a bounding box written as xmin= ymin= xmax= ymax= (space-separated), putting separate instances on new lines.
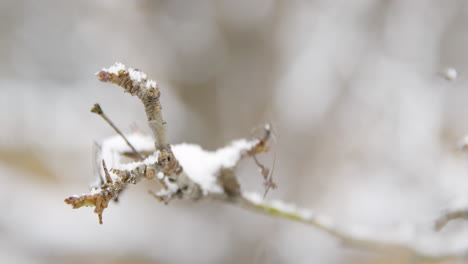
xmin=252 ymin=154 xmax=277 ymax=198
xmin=92 ymin=142 xmax=104 ymax=186
xmin=91 ymin=103 xmax=144 ymax=160
xmin=101 ymin=160 xmax=113 ymax=184
xmin=249 ymin=123 xmax=277 ymax=197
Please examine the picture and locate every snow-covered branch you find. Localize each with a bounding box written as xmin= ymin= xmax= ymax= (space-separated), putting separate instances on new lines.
xmin=65 ymin=63 xmax=468 ymax=262
xmin=96 ymin=62 xmax=168 ymax=151
xmin=65 ymin=130 xmax=269 ymax=223
xmin=65 ymin=62 xmax=271 ymax=223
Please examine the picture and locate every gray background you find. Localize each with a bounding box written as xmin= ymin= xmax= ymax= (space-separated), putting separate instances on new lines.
xmin=1 ymin=1 xmax=468 ymax=263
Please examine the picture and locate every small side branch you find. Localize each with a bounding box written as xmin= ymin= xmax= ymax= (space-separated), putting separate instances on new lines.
xmin=252 ymin=154 xmax=277 ymax=198
xmin=91 ymin=103 xmax=144 ymax=160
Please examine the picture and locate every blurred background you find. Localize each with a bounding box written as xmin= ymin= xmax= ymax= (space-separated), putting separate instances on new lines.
xmin=2 ymin=0 xmax=468 ymax=263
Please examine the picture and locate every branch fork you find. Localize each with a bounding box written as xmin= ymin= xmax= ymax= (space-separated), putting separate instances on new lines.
xmin=66 ymin=62 xmax=273 ymax=223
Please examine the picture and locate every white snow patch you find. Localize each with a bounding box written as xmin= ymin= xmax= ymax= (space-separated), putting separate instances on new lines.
xmin=242 ymin=191 xmax=263 ymax=205
xmin=146 ymin=80 xmax=158 ymax=89
xmin=117 ymin=152 xmax=159 ymax=172
xmin=90 ymin=187 xmax=102 ymax=195
xmin=270 ymin=199 xmax=298 ymax=215
xmin=157 ymin=172 xmax=164 ymax=180
xmin=96 ymin=133 xmax=257 ymax=196
xmin=97 ymin=133 xmax=155 ymax=182
xmin=442 ymin=67 xmax=457 ymax=81
xmin=128 ymin=68 xmax=147 ymax=83
xmin=155 ymin=188 xmax=170 ymax=197
xmin=103 ymin=62 xmax=126 ymax=75
xmin=242 ymin=191 xmax=314 ymax=220
xmin=165 ymin=178 xmax=179 ymax=193
xmin=173 ymin=139 xmax=258 ymax=195
xmin=155 ymin=177 xmax=180 ymax=197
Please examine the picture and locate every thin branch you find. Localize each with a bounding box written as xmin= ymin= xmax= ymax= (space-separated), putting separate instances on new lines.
xmin=240 ymin=193 xmax=404 ymax=251
xmin=101 ymin=160 xmax=113 ymax=184
xmin=264 ymin=153 xmax=277 ymax=198
xmin=238 ymin=192 xmax=467 ymax=263
xmin=249 ymin=123 xmax=277 ymax=197
xmin=91 ymin=103 xmax=144 ymax=161
xmin=252 ymin=154 xmax=277 ymax=198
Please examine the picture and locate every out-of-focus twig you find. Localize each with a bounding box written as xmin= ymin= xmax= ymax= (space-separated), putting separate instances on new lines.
xmin=252 ymin=154 xmax=277 ymax=198
xmin=435 ymin=209 xmax=468 ymax=231
xmin=239 ymin=192 xmax=467 ymax=264
xmin=91 ymin=103 xmax=144 ymax=161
